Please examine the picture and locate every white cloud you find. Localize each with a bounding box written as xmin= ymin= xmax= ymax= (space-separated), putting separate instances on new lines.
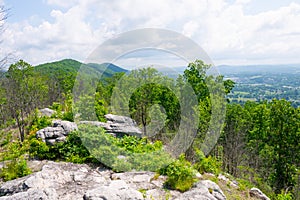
xmin=46 ymin=0 xmax=80 ymax=8
xmin=235 ymin=0 xmax=252 ymax=5
xmin=1 ymin=0 xmax=300 ymax=66
xmin=183 ymin=21 xmax=199 ymax=37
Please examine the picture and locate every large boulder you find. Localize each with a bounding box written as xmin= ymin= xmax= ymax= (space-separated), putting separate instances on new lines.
xmin=39 ymin=108 xmax=55 ymax=117
xmin=36 ymin=120 xmax=78 ymax=145
xmin=80 ymin=114 xmax=142 ymax=137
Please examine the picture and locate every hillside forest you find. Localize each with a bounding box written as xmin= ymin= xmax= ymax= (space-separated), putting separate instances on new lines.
xmin=0 ymin=59 xmax=299 ymax=199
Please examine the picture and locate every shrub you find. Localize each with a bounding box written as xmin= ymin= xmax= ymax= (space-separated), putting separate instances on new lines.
xmin=159 ymin=154 xmax=196 ymax=192
xmin=115 ymin=135 xmax=163 ymax=153
xmin=27 ymin=124 xmax=172 ymax=172
xmin=112 ymin=157 xmax=133 ymax=172
xmin=276 ymin=191 xmax=293 ymax=200
xmin=129 ymin=150 xmax=173 ymax=172
xmin=0 ymin=157 xmax=32 ymax=181
xmin=28 ymin=137 xmax=50 ymax=159
xmin=27 ymin=129 xmax=97 ymax=163
xmin=50 ymin=102 xmax=63 ymax=118
xmin=28 ymin=110 xmax=52 ymax=133
xmin=0 ymin=131 xmax=12 ymax=147
xmin=79 ymin=125 xmax=172 ymax=172
xmin=56 ymin=130 xmax=95 ymax=163
xmin=194 ymin=149 xmax=221 ymax=175
xmin=61 ymin=111 xmax=74 ymax=122
xmin=0 ymin=141 xmax=24 ymax=161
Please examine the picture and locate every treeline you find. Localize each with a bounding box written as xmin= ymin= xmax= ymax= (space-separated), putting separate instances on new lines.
xmin=219 ymin=100 xmax=300 ymax=196
xmin=0 ymin=59 xmax=299 ymax=198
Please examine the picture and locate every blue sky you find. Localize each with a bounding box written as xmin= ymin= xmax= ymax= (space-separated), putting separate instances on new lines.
xmin=1 ymin=0 xmax=300 ymax=68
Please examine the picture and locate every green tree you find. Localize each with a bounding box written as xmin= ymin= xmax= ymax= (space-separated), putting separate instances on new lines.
xmin=267 ymin=99 xmax=299 ymax=193
xmin=111 ymin=67 xmax=179 ymax=138
xmin=220 ymin=103 xmax=251 ymax=176
xmin=247 ymin=99 xmax=300 ymax=193
xmin=3 ymin=60 xmax=48 ymax=142
xmin=182 ymin=60 xmax=230 ymax=159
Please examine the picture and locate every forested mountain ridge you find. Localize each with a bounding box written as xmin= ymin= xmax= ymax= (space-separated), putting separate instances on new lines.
xmin=33 ymin=59 xmax=128 ymax=97
xmin=35 ymin=58 xmax=127 ymax=81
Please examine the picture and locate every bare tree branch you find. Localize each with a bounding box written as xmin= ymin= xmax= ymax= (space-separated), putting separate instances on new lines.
xmin=0 ymin=5 xmax=11 ymax=77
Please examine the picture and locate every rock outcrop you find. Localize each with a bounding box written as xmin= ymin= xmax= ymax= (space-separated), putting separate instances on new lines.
xmin=36 ymin=120 xmax=78 ymax=145
xmin=39 ymin=108 xmax=55 ymax=117
xmin=0 ymin=162 xmax=226 ymax=200
xmin=80 ymin=114 xmax=142 ymax=137
xmin=176 ymin=180 xmax=226 ymax=200
xmin=36 ymin=114 xmax=142 ymax=145
xmin=250 ymin=188 xmax=270 ymax=200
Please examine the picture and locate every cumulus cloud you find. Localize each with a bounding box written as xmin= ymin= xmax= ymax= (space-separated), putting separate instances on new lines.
xmin=1 ymin=0 xmax=300 ymax=66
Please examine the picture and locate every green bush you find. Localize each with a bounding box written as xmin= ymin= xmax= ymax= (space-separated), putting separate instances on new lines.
xmin=56 ymin=131 xmax=94 ymax=163
xmin=159 ymin=154 xmax=196 ymax=192
xmin=50 ymin=97 xmax=74 ymax=122
xmin=29 ymin=110 xmax=52 ymax=132
xmin=28 ymin=137 xmax=50 ymax=159
xmin=115 ymin=135 xmax=163 ymax=153
xmin=61 ymin=111 xmax=74 ymax=122
xmin=79 ymin=125 xmax=172 ymax=172
xmin=50 ymin=102 xmax=63 ymax=118
xmin=112 ymin=157 xmax=133 ymax=172
xmin=0 ymin=157 xmax=32 ymax=181
xmin=276 ymin=191 xmax=293 ymax=200
xmin=129 ymin=151 xmax=173 ymax=172
xmin=27 ymin=129 xmax=97 ymax=163
xmin=0 ymin=131 xmax=12 ymax=147
xmin=2 ymin=124 xmax=172 ymax=174
xmin=0 ymin=141 xmax=24 ymax=161
xmin=194 ymin=149 xmax=221 ymax=175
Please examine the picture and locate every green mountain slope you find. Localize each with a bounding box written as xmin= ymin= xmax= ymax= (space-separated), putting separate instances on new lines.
xmin=35 ymin=59 xmax=127 ymax=78
xmin=34 ymin=59 xmax=127 ymax=93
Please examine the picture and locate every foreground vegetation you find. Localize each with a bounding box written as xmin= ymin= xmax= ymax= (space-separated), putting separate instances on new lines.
xmin=0 ymin=59 xmax=299 ymax=199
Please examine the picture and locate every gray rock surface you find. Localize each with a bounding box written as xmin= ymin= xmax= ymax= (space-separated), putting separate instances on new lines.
xmin=80 ymin=114 xmax=142 ymax=137
xmin=0 ymin=162 xmax=229 ymax=200
xmin=83 ymin=180 xmax=144 ymax=200
xmin=39 ymin=108 xmax=55 ymax=117
xmin=36 ymin=120 xmax=78 ymax=145
xmin=175 ymin=180 xmax=226 ymax=200
xmin=250 ymin=188 xmax=270 ymax=200
xmin=36 ymin=114 xmax=141 ymax=145
xmin=0 ymin=162 xmax=105 ymax=200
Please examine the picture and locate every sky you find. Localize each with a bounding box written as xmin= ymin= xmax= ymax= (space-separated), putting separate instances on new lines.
xmin=1 ymin=0 xmax=300 ymax=68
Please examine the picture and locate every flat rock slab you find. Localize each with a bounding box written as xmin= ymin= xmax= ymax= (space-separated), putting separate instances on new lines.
xmin=79 ymin=114 xmax=142 ymax=137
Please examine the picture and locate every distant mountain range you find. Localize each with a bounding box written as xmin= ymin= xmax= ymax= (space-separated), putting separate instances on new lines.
xmin=33 ymin=59 xmax=300 ymax=85
xmin=0 ymin=58 xmax=289 ymax=78
xmin=4 ymin=58 xmax=300 ymax=106
xmin=217 ymin=64 xmax=300 ymax=75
